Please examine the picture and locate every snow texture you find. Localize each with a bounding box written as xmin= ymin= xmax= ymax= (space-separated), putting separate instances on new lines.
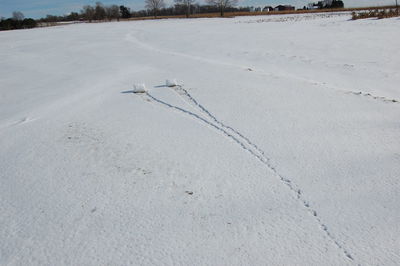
xmin=133 ymin=83 xmax=147 ymax=93
xmin=0 ymin=12 xmax=399 ymax=266
xmin=166 ymin=79 xmax=179 ymax=87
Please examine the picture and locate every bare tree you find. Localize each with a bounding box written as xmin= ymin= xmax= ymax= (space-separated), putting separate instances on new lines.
xmin=120 ymin=5 xmax=131 ymax=19
xmin=145 ymin=0 xmax=166 ymax=17
xmin=105 ymin=5 xmax=120 ymax=21
xmin=205 ymin=0 xmax=238 ymax=16
xmin=81 ymin=5 xmax=95 ymax=22
xmin=94 ymin=2 xmax=106 ymax=20
xmin=12 ymin=11 xmax=25 ymax=21
xmin=175 ymin=0 xmax=196 ymax=18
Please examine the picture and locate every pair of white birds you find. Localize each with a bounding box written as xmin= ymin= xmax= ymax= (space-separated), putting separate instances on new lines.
xmin=133 ymin=79 xmax=179 ymax=93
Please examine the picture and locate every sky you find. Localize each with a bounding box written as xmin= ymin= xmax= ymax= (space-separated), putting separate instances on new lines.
xmin=0 ymin=0 xmax=397 ymax=18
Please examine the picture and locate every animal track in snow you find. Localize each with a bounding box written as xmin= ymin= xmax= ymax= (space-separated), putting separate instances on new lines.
xmin=346 ymin=91 xmax=398 ymax=103
xmin=0 ymin=117 xmax=37 ymax=131
xmin=250 ymin=68 xmax=400 ymax=104
xmin=139 ymin=86 xmax=356 ymax=262
xmin=127 ymin=32 xmax=397 ymax=107
xmin=14 ymin=117 xmax=35 ymax=125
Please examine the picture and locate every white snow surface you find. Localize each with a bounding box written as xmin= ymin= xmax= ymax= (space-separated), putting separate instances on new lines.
xmin=133 ymin=83 xmax=147 ymax=93
xmin=1 ymin=13 xmax=399 ymax=265
xmin=166 ymin=79 xmax=179 ymax=87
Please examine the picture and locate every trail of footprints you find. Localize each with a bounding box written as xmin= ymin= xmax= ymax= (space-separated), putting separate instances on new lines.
xmin=142 ymin=85 xmax=356 ymax=262
xmin=346 ymin=90 xmax=398 ymax=103
xmin=127 ymin=32 xmax=397 ymax=106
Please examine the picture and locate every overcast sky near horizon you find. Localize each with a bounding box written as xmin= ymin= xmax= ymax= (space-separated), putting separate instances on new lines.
xmin=0 ymin=0 xmax=396 ymax=18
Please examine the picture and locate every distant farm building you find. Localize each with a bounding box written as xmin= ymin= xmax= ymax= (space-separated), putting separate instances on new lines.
xmin=274 ymin=5 xmax=295 ymax=11
xmin=263 ymin=6 xmax=274 ymax=12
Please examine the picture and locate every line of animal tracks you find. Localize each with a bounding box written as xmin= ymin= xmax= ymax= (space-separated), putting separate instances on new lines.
xmin=126 ymin=32 xmax=399 ymax=105
xmin=138 ymin=85 xmax=356 ymax=262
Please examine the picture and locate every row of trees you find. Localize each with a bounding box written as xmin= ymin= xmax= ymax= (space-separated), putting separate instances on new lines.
xmin=4 ymin=0 xmax=349 ymax=30
xmin=145 ymin=0 xmax=239 ymax=17
xmin=38 ymin=3 xmax=129 ymax=23
xmin=80 ymin=3 xmax=123 ymax=22
xmin=0 ymin=11 xmax=37 ymax=31
xmin=2 ymin=0 xmax=236 ymax=31
xmin=36 ymin=0 xmax=241 ymax=23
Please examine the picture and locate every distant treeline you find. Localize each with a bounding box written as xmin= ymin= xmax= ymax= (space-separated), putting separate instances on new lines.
xmin=0 ymin=11 xmax=37 ymax=31
xmin=0 ymin=2 xmax=274 ymax=31
xmin=0 ymin=0 xmax=350 ymax=31
xmin=36 ymin=2 xmax=255 ymax=23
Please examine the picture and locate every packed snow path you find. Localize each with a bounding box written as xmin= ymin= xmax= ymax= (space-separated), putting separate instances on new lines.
xmin=1 ymin=12 xmax=399 ymax=265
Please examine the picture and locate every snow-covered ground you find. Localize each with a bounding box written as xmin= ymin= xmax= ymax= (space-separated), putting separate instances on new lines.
xmin=1 ymin=13 xmax=399 ymax=265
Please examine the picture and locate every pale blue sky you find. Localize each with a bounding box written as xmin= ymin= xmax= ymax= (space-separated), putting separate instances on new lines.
xmin=0 ymin=0 xmax=396 ymax=18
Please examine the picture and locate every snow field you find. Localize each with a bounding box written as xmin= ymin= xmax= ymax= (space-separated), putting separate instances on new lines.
xmin=0 ymin=12 xmax=399 ymax=265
